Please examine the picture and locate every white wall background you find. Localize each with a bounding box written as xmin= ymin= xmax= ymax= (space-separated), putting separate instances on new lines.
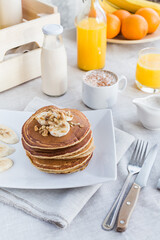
xmin=42 ymin=0 xmax=83 ymax=29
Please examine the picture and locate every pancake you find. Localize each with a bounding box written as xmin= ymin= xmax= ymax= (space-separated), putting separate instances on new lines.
xmin=27 ymin=152 xmax=93 ymax=174
xmin=31 ymin=157 xmax=91 ymax=174
xmin=25 ymin=139 xmax=94 ymax=160
xmin=22 ymin=130 xmax=92 ymax=158
xmin=22 ymin=105 xmax=95 ymax=174
xmin=22 ymin=106 xmax=91 ymax=150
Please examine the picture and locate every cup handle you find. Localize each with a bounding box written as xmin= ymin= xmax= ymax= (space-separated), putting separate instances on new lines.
xmin=118 ymin=75 xmax=127 ymax=93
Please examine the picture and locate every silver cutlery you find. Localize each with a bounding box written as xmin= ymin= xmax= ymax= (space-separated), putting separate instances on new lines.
xmin=117 ymin=144 xmax=158 ymax=232
xmin=102 ymin=140 xmax=148 ymax=231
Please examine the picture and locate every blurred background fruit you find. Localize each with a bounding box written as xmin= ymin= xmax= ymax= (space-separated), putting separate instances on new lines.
xmin=106 ymin=13 xmax=121 ymax=38
xmin=99 ymin=0 xmax=119 ymax=13
xmin=100 ymin=0 xmax=160 ymax=40
xmin=102 ymin=0 xmax=160 ymax=15
xmin=103 ymin=0 xmax=142 ymax=12
xmin=113 ymin=9 xmax=131 ymax=22
xmin=136 ymin=7 xmax=160 ymax=33
xmin=121 ymin=14 xmax=148 ymax=39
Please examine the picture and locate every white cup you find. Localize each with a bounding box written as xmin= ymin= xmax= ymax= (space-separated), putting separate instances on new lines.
xmin=82 ymin=70 xmax=127 ymax=109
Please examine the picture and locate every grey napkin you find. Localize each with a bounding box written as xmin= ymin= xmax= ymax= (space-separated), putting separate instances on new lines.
xmin=0 ymin=97 xmax=135 ymax=228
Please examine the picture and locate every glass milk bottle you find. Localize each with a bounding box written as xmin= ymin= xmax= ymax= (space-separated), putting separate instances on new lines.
xmin=41 ymin=24 xmax=68 ymax=96
xmin=0 ymin=0 xmax=22 ymax=28
xmin=75 ymin=0 xmax=106 ymax=71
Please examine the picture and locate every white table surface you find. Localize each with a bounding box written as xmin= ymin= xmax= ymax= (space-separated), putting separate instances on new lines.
xmin=0 ymin=29 xmax=160 ymax=239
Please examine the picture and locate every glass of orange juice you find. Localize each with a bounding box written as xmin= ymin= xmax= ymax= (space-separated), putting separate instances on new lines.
xmin=136 ymin=47 xmax=160 ymax=93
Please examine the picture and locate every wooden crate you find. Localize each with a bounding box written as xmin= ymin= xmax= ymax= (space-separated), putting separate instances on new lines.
xmin=0 ymin=0 xmax=60 ymax=92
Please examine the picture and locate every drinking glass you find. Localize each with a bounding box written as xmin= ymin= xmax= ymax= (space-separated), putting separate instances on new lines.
xmin=136 ymin=47 xmax=160 ymax=93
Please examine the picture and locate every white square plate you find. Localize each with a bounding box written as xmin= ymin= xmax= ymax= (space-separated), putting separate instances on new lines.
xmin=0 ymin=109 xmax=117 ymax=189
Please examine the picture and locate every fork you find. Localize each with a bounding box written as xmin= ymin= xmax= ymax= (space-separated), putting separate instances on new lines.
xmin=102 ymin=140 xmax=148 ymax=231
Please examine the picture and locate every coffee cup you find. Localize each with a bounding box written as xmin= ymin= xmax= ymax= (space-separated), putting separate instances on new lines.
xmin=82 ymin=70 xmax=127 ymax=109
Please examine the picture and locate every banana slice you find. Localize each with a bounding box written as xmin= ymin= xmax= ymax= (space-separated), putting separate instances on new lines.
xmin=0 ymin=143 xmax=15 ymax=158
xmin=0 ymin=158 xmax=13 ymax=173
xmin=0 ymin=124 xmax=19 ymax=144
xmin=35 ymin=112 xmax=49 ymax=125
xmin=49 ymin=121 xmax=70 ymax=137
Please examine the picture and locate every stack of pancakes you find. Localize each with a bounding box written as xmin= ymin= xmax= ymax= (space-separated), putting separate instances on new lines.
xmin=22 ymin=106 xmax=95 ymax=174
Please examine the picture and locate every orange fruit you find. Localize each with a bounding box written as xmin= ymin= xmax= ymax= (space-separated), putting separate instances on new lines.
xmin=107 ymin=13 xmax=121 ymax=39
xmin=121 ymin=15 xmax=148 ymax=40
xmin=113 ymin=9 xmax=131 ymax=23
xmin=136 ymin=7 xmax=160 ymax=34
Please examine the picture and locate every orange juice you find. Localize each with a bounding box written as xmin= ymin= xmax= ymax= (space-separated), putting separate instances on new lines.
xmin=77 ymin=17 xmax=106 ymax=71
xmin=136 ymin=53 xmax=160 ymax=89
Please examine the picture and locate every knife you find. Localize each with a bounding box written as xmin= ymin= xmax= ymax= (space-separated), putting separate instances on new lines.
xmin=116 ymin=144 xmax=158 ymax=232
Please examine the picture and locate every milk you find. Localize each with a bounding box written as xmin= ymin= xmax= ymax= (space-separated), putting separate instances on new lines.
xmin=41 ymin=24 xmax=68 ymax=96
xmin=41 ymin=46 xmax=67 ymax=96
xmin=0 ymin=0 xmax=22 ymax=28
